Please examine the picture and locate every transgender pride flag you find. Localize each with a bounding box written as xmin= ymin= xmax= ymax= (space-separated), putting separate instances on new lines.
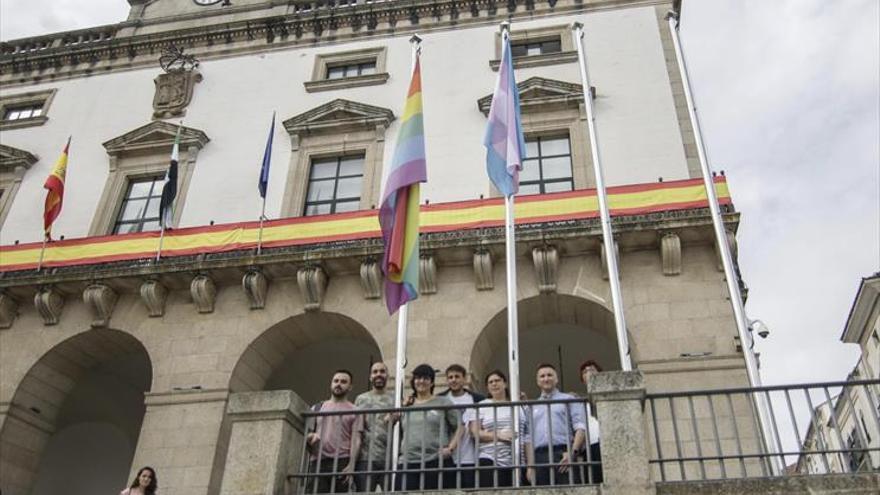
xmin=483 ymin=31 xmax=526 ymax=197
xmin=379 ymin=53 xmax=427 ymax=315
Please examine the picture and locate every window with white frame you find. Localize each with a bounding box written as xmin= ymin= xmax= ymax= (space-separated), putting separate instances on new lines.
xmin=303 ymin=155 xmax=365 ymax=216
xmin=518 ymin=135 xmax=574 ymax=196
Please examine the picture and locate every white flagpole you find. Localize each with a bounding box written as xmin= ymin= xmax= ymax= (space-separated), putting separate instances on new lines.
xmin=572 ymin=22 xmax=632 ymax=371
xmin=390 ymin=34 xmax=422 ymax=491
xmin=496 ymin=24 xmax=524 ymax=487
xmin=666 ymin=10 xmax=780 ymax=473
xmin=257 ymin=197 xmax=267 ymax=255
xmin=36 ymin=236 xmax=48 ymax=271
xmin=156 ymin=224 xmax=166 ymax=262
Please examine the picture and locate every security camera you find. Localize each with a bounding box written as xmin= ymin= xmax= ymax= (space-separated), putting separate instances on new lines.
xmin=750 ymin=319 xmax=770 ymax=339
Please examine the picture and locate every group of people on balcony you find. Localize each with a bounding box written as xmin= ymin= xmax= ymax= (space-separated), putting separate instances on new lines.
xmin=304 ymin=359 xmax=604 ymax=492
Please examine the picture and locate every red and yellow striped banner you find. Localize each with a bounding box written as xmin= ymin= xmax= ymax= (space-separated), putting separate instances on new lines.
xmin=0 ymin=177 xmax=730 ymax=272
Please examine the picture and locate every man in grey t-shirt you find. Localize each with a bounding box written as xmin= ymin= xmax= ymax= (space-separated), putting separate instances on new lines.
xmin=438 ymin=363 xmax=485 ymax=488
xmin=354 ymin=362 xmax=394 ymax=491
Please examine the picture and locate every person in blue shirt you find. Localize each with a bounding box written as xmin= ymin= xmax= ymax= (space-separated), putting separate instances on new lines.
xmin=525 ymin=363 xmax=587 ymax=486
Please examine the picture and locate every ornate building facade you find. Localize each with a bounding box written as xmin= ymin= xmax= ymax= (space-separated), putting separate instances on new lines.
xmin=0 ymin=1 xmax=756 ymax=494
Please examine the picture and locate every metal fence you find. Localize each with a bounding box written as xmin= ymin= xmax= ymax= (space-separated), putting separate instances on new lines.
xmin=291 ymin=396 xmax=602 ymax=493
xmin=646 ymin=379 xmax=880 ymax=481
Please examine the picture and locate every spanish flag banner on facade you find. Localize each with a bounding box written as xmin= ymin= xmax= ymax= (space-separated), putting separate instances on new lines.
xmin=43 ymin=137 xmax=71 ymax=240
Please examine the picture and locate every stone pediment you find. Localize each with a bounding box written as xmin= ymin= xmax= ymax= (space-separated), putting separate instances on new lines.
xmin=102 ymin=120 xmax=210 ymax=156
xmin=0 ymin=144 xmax=38 ymax=173
xmin=283 ymin=99 xmax=394 ymax=137
xmin=478 ymin=77 xmax=586 ymax=115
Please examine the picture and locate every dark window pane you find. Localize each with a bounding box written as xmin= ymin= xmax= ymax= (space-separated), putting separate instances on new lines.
xmin=306 ymin=179 xmax=335 ymax=202
xmin=335 ymin=177 xmax=362 ymax=199
xmin=541 ymin=137 xmax=570 ymax=156
xmin=310 ymin=159 xmax=338 ymax=179
xmin=338 ymin=156 xmax=364 ymax=176
xmin=542 ymin=156 xmax=573 ymax=180
xmin=305 ymin=203 xmax=332 ymax=216
xmin=334 ymin=200 xmax=360 ymax=213
xmin=542 ymin=39 xmax=562 ymax=53
xmin=511 ymin=43 xmax=528 ymax=57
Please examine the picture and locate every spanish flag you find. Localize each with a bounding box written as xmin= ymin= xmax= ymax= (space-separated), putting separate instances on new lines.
xmin=43 ymin=137 xmax=71 ymax=240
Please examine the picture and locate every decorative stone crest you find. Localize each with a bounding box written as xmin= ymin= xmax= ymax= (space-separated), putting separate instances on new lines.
xmin=600 ymin=240 xmax=620 ymax=281
xmin=83 ymin=283 xmax=118 ymax=328
xmin=419 ymin=255 xmax=437 ymax=295
xmin=660 ymin=232 xmax=682 ymax=276
xmin=532 ymin=246 xmax=559 ymax=294
xmin=473 ymin=250 xmax=494 ymax=291
xmin=34 ymin=287 xmax=64 ymax=325
xmin=191 ymin=274 xmax=217 ymax=314
xmin=242 ymin=269 xmax=269 ymax=310
xmin=0 ymin=293 xmax=18 ymax=329
xmin=297 ymin=266 xmax=327 ymax=311
xmin=153 ymin=46 xmax=202 ymax=119
xmin=140 ymin=279 xmax=168 ymax=317
xmin=359 ymin=259 xmax=382 ymax=300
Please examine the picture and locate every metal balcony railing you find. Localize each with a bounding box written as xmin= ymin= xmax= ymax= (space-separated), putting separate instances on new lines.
xmin=646 ymin=379 xmax=880 ymax=481
xmin=291 ymin=396 xmax=602 ymax=492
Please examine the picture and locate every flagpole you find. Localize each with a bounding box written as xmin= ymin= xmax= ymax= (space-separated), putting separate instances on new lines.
xmin=257 ymin=197 xmax=266 ymax=255
xmin=389 ymin=34 xmax=422 ymax=492
xmin=572 ymin=22 xmax=631 ymax=371
xmin=666 ymin=10 xmax=780 ymax=473
xmin=493 ymin=23 xmax=525 ymax=487
xmin=157 ymin=122 xmax=182 ymax=262
xmin=156 ymin=226 xmax=166 ymax=262
xmin=36 ymin=236 xmax=47 ymax=271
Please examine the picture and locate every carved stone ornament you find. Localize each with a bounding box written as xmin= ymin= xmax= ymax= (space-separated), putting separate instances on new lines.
xmin=715 ymin=229 xmax=738 ymax=272
xmin=473 ymin=250 xmax=494 ymax=291
xmin=191 ymin=274 xmax=217 ymax=314
xmin=419 ymin=255 xmax=437 ymax=295
xmin=0 ymin=293 xmax=19 ymax=329
xmin=242 ymin=269 xmax=269 ymax=310
xmin=600 ymin=240 xmax=620 ymax=281
xmin=660 ymin=232 xmax=682 ymax=276
xmin=532 ymin=246 xmax=559 ymax=294
xmin=153 ymin=69 xmax=202 ymax=119
xmin=359 ymin=259 xmax=382 ymax=300
xmin=34 ymin=287 xmax=64 ymax=326
xmin=297 ymin=266 xmax=328 ymax=312
xmin=83 ymin=283 xmax=118 ymax=328
xmin=140 ymin=279 xmax=168 ymax=317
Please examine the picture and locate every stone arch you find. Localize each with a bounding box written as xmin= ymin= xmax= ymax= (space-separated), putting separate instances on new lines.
xmin=469 ymin=294 xmax=621 ymax=397
xmin=229 ymin=311 xmax=383 ymax=404
xmin=0 ymin=328 xmax=152 ymax=495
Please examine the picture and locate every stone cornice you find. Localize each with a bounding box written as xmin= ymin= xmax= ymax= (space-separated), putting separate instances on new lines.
xmin=102 ymin=120 xmax=210 ymax=156
xmin=0 ymin=0 xmax=668 ymax=87
xmin=282 ymin=98 xmax=395 ymax=137
xmin=0 ymin=144 xmax=39 ymax=173
xmin=0 ymin=207 xmax=738 ymax=292
xmin=477 ymin=75 xmax=584 ymax=115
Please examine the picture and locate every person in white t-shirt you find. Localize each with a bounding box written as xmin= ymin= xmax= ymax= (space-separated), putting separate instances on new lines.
xmin=437 ymin=363 xmax=485 ymax=488
xmin=120 ymin=466 xmax=157 ymax=495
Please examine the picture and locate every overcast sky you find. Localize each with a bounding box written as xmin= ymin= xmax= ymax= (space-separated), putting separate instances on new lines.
xmin=2 ymin=1 xmax=878 ymax=388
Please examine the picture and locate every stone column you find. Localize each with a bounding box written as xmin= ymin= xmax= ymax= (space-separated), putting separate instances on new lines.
xmin=219 ymin=390 xmax=308 ymax=495
xmin=589 ymin=370 xmax=653 ymax=495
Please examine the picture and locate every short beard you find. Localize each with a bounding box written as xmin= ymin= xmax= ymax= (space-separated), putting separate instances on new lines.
xmin=331 ymin=388 xmax=347 ymax=399
xmin=372 ymin=379 xmax=386 ymax=390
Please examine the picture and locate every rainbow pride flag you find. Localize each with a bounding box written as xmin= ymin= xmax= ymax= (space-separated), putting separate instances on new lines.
xmin=379 ymin=53 xmax=428 ymax=315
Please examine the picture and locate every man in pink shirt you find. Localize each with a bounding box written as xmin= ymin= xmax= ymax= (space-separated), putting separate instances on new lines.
xmin=306 ymin=369 xmax=364 ymax=493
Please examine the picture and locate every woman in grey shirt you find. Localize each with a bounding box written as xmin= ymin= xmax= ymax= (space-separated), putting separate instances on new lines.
xmin=395 ymin=364 xmax=461 ymax=490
